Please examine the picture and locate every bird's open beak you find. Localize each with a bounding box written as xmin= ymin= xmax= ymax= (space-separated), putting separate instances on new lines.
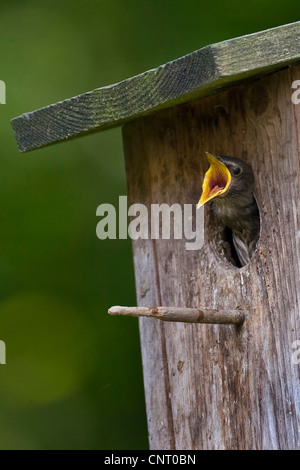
xmin=197 ymin=153 xmax=231 ymax=208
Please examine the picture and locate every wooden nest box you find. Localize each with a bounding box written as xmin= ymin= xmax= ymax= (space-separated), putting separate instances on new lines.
xmin=12 ymin=22 xmax=300 ymax=450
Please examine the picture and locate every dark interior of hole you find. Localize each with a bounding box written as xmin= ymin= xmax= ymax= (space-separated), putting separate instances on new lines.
xmin=223 ymin=227 xmax=242 ymax=268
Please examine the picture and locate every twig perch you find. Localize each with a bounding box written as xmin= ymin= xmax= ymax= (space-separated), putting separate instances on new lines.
xmin=108 ymin=306 xmax=245 ymax=325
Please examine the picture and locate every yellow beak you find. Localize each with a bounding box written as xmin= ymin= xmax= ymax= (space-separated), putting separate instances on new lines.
xmin=197 ymin=153 xmax=231 ymax=208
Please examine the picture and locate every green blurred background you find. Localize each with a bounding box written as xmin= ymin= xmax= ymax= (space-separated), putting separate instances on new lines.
xmin=0 ymin=0 xmax=298 ymax=450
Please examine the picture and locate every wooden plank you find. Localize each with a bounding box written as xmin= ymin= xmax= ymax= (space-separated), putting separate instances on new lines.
xmin=12 ymin=21 xmax=300 ymax=152
xmin=123 ymin=64 xmax=300 ymax=449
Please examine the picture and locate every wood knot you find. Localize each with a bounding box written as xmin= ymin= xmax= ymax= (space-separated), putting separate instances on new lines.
xmin=149 ymin=307 xmax=159 ymax=315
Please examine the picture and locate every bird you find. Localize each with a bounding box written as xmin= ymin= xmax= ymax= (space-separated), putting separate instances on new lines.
xmin=198 ymin=152 xmax=260 ymax=267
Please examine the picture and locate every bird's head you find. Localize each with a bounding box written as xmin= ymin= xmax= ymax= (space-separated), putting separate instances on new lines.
xmin=198 ymin=153 xmax=254 ymax=207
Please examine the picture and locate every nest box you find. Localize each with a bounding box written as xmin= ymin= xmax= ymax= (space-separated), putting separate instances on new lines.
xmin=12 ymin=22 xmax=300 ymax=450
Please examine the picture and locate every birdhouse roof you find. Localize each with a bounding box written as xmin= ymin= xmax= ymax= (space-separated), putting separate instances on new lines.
xmin=12 ymin=21 xmax=300 ymax=153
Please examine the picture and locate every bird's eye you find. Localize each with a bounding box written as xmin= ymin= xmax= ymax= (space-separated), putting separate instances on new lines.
xmin=233 ymin=167 xmax=242 ymax=176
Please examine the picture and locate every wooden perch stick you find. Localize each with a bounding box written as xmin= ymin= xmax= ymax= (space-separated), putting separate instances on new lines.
xmin=108 ymin=306 xmax=245 ymax=325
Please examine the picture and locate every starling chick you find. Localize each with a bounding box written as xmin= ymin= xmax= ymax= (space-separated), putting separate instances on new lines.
xmin=198 ymin=153 xmax=260 ymax=267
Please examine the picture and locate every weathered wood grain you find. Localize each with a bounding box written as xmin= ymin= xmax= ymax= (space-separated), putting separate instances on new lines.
xmin=108 ymin=305 xmax=245 ymax=325
xmin=123 ymin=64 xmax=300 ymax=450
xmin=12 ymin=21 xmax=300 ymax=152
